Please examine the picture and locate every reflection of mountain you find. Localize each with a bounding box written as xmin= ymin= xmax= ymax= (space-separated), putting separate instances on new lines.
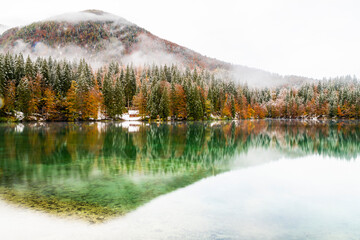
xmin=0 ymin=120 xmax=359 ymax=222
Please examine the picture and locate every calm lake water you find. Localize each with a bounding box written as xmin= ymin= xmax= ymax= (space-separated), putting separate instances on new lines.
xmin=1 ymin=120 xmax=360 ymax=239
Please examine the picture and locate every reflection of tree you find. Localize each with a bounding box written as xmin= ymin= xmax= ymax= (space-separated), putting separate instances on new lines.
xmin=1 ymin=120 xmax=360 ymax=185
xmin=0 ymin=120 xmax=360 ymax=219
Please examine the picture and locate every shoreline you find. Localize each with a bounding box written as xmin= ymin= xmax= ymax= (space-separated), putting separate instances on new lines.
xmin=1 ymin=115 xmax=359 ymax=123
xmin=0 ymin=187 xmax=121 ymax=223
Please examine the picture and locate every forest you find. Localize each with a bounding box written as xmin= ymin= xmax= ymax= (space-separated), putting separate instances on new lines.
xmin=0 ymin=52 xmax=359 ymax=121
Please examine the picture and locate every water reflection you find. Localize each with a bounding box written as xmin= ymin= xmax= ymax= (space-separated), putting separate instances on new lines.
xmin=0 ymin=120 xmax=359 ymax=220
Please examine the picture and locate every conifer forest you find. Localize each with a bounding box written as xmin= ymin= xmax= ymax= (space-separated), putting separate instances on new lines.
xmin=0 ymin=52 xmax=359 ymax=121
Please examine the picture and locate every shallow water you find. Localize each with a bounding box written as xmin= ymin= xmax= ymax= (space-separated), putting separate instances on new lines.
xmin=1 ymin=120 xmax=360 ymax=239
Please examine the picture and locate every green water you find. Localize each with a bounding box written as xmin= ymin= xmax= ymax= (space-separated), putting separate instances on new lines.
xmin=0 ymin=120 xmax=360 ymax=220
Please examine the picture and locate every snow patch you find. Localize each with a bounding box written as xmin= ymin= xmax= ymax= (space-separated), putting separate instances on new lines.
xmin=14 ymin=111 xmax=24 ymax=121
xmin=97 ymin=110 xmax=106 ymax=120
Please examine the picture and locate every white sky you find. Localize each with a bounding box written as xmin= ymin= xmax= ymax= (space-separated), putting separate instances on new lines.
xmin=0 ymin=0 xmax=359 ymax=79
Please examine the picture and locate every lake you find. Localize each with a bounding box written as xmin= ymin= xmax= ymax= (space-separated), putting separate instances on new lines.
xmin=1 ymin=120 xmax=360 ymax=239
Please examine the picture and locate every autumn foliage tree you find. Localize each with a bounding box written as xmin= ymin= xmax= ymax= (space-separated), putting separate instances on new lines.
xmin=43 ymin=88 xmax=57 ymax=120
xmin=0 ymin=52 xmax=359 ymax=121
xmin=4 ymin=80 xmax=16 ymax=113
xmin=64 ymin=81 xmax=79 ymax=121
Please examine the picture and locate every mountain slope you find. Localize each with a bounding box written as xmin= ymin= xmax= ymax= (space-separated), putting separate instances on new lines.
xmin=0 ymin=10 xmax=314 ymax=87
xmin=0 ymin=10 xmax=228 ymax=70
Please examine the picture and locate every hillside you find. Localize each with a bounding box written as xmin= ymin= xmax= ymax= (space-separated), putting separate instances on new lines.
xmin=0 ymin=10 xmax=228 ymax=70
xmin=0 ymin=10 xmax=314 ymax=87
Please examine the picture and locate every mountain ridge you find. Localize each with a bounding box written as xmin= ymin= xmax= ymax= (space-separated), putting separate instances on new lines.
xmin=0 ymin=10 xmax=314 ymax=87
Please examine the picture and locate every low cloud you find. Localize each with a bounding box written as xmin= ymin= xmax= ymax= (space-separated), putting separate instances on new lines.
xmin=230 ymin=65 xmax=315 ymax=88
xmin=122 ymin=34 xmax=182 ymax=66
xmin=0 ymin=32 xmax=183 ymax=70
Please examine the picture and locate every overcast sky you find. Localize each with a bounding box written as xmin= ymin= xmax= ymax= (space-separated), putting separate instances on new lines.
xmin=0 ymin=0 xmax=359 ymax=79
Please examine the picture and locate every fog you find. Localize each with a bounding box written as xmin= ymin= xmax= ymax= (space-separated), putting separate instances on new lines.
xmin=230 ymin=65 xmax=315 ymax=88
xmin=2 ymin=33 xmax=182 ymax=70
xmin=122 ymin=34 xmax=182 ymax=66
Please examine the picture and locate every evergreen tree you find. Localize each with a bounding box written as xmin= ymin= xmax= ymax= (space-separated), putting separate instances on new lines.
xmin=114 ymin=76 xmax=125 ymax=116
xmin=41 ymin=59 xmax=50 ymax=86
xmin=96 ymin=68 xmax=103 ymax=89
xmin=170 ymin=81 xmax=177 ymax=116
xmin=159 ymin=87 xmax=170 ymax=119
xmin=17 ymin=77 xmax=32 ymax=116
xmin=148 ymin=82 xmax=162 ymax=119
xmin=4 ymin=53 xmax=14 ymax=83
xmin=231 ymin=96 xmax=236 ymax=118
xmin=124 ymin=66 xmax=136 ymax=108
xmin=61 ymin=62 xmax=72 ymax=95
xmin=102 ymin=72 xmax=115 ymax=117
xmin=0 ymin=55 xmax=5 ymax=96
xmin=25 ymin=56 xmax=34 ymax=79
xmin=192 ymin=87 xmax=203 ymax=120
xmin=14 ymin=53 xmax=25 ymax=83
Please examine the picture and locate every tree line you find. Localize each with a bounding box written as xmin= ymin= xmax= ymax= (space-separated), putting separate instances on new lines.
xmin=0 ymin=52 xmax=359 ymax=121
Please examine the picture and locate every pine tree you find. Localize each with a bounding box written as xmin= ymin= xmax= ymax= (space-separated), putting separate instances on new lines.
xmin=4 ymin=53 xmax=14 ymax=83
xmin=231 ymin=96 xmax=236 ymax=118
xmin=102 ymin=72 xmax=115 ymax=118
xmin=148 ymin=82 xmax=162 ymax=119
xmin=53 ymin=63 xmax=62 ymax=94
xmin=96 ymin=68 xmax=103 ymax=90
xmin=114 ymin=76 xmax=125 ymax=117
xmin=193 ymin=87 xmax=203 ymax=120
xmin=25 ymin=56 xmax=34 ymax=80
xmin=41 ymin=59 xmax=50 ymax=86
xmin=61 ymin=62 xmax=72 ymax=95
xmin=124 ymin=66 xmax=136 ymax=108
xmin=14 ymin=53 xmax=25 ymax=83
xmin=159 ymin=86 xmax=170 ymax=119
xmin=0 ymin=55 xmax=5 ymax=96
xmin=170 ymin=82 xmax=177 ymax=116
xmin=17 ymin=77 xmax=32 ymax=116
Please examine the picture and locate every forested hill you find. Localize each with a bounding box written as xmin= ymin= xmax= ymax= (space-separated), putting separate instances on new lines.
xmin=0 ymin=10 xmax=313 ymax=87
xmin=0 ymin=10 xmax=228 ymax=70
